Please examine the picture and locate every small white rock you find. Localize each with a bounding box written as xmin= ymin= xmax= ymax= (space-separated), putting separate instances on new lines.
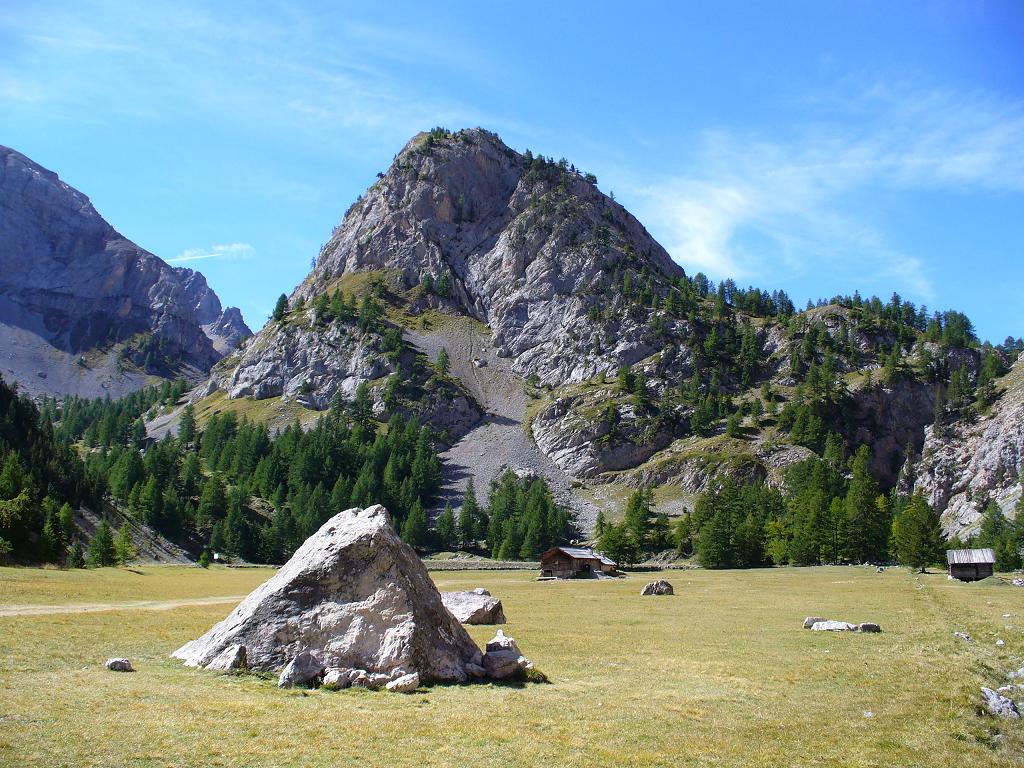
xmin=385 ymin=672 xmax=420 ymax=693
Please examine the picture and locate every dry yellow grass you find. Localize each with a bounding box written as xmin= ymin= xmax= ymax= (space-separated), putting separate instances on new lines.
xmin=1 ymin=564 xmax=1022 ymax=767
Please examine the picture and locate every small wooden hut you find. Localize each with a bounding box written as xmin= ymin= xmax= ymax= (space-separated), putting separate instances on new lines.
xmin=539 ymin=546 xmax=617 ymax=579
xmin=946 ymin=548 xmax=995 ymax=582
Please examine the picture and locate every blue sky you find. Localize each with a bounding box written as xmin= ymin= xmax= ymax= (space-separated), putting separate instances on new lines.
xmin=1 ymin=1 xmax=1022 ymax=342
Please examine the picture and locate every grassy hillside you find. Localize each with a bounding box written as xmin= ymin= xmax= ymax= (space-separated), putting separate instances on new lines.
xmin=1 ymin=565 xmax=1021 ymax=766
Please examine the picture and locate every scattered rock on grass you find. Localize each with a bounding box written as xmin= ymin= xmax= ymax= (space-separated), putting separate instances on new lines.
xmin=441 ymin=590 xmax=506 ymax=624
xmin=640 ymin=580 xmax=674 ymax=596
xmin=857 ymin=623 xmax=881 ymax=633
xmin=385 ymin=672 xmax=420 ymax=693
xmin=981 ymin=687 xmax=1021 ymax=719
xmin=954 ymin=632 xmax=973 ymax=642
xmin=803 ymin=617 xmax=827 ymax=629
xmin=105 ymin=658 xmax=134 ymax=672
xmin=811 ymin=621 xmax=857 ymax=632
xmin=482 ymin=630 xmax=532 ymax=679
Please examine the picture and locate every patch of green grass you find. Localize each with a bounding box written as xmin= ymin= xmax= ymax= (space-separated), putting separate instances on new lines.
xmin=1 ymin=566 xmax=1021 ymax=766
xmin=191 ymin=390 xmax=319 ymax=429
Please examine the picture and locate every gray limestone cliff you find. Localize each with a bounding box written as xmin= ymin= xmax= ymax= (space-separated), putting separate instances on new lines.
xmin=0 ymin=145 xmax=250 ymax=397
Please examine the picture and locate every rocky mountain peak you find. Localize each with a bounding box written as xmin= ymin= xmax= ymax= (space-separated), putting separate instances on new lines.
xmin=285 ymin=127 xmax=683 ymax=383
xmin=0 ymin=145 xmax=251 ymax=398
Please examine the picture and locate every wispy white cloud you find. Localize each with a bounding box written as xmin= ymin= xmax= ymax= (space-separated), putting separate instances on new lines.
xmin=626 ymin=83 xmax=1024 ymax=302
xmin=167 ymin=242 xmax=254 ymax=264
xmin=0 ymin=2 xmax=507 ymax=147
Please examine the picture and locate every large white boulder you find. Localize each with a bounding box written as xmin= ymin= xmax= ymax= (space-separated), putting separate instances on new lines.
xmin=172 ymin=505 xmax=483 ymax=682
xmin=441 ymin=590 xmax=506 ymax=624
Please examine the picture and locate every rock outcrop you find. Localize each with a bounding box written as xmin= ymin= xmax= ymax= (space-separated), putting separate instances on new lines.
xmin=172 ymin=504 xmax=484 ymax=682
xmin=0 ymin=145 xmax=249 ymax=398
xmin=982 ymin=687 xmax=1021 ymax=719
xmin=907 ymin=356 xmax=1024 ymax=535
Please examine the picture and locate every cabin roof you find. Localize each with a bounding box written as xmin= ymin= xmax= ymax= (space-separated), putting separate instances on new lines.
xmin=945 ymin=548 xmax=996 ymax=565
xmin=541 ymin=546 xmax=616 ymax=567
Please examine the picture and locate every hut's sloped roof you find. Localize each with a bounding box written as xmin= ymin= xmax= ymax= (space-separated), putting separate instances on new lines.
xmin=541 ymin=546 xmax=617 ymax=567
xmin=946 ymin=548 xmax=996 ymax=565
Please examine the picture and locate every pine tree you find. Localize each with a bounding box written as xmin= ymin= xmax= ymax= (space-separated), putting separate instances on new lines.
xmin=458 ymin=479 xmax=480 ymax=549
xmin=197 ymin=475 xmax=227 ymax=530
xmin=114 ymin=524 xmax=137 ymax=565
xmin=435 ymin=503 xmax=456 ymax=551
xmin=891 ymin=492 xmax=943 ymax=571
xmin=87 ymin=520 xmax=116 ymax=567
xmin=65 ymin=542 xmax=85 ymax=568
xmin=272 ymin=294 xmax=288 ymax=322
xmin=401 ymin=499 xmax=428 ymax=549
xmin=434 ymin=348 xmax=450 ymax=379
xmin=844 ymin=445 xmax=881 ymax=563
xmin=623 ymin=488 xmax=654 ymax=550
xmin=179 ymin=404 xmax=196 ymax=447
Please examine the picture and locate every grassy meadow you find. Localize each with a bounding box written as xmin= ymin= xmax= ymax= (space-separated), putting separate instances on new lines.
xmin=1 ymin=564 xmax=1022 ymax=767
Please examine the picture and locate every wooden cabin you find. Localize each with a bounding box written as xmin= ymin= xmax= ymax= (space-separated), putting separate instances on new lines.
xmin=946 ymin=548 xmax=995 ymax=582
xmin=539 ymin=546 xmax=617 ymax=579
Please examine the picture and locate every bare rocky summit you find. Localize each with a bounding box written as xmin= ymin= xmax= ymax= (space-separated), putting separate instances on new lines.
xmin=0 ymin=145 xmax=249 ymax=398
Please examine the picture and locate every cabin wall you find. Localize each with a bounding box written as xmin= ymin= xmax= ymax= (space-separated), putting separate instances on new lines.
xmin=949 ymin=563 xmax=994 ymax=582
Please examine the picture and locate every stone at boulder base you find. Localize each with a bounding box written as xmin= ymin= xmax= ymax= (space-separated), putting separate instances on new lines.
xmin=441 ymin=590 xmax=506 ymax=624
xmin=982 ymin=687 xmax=1021 ymax=719
xmin=386 ymin=672 xmax=421 ymax=693
xmin=172 ymin=505 xmax=483 ymax=683
xmin=322 ymin=668 xmax=353 ymax=690
xmin=105 ymin=658 xmax=134 ymax=672
xmin=206 ymin=644 xmax=246 ymax=672
xmin=803 ymin=617 xmax=828 ymax=629
xmin=640 ymin=580 xmax=674 ymax=596
xmin=482 ymin=630 xmax=532 ymax=679
xmin=811 ymin=621 xmax=856 ymax=632
xmin=857 ymin=623 xmax=881 ymax=633
xmin=277 ymin=651 xmax=324 ymax=688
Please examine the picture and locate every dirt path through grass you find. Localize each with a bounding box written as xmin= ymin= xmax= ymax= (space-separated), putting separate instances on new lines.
xmin=0 ymin=594 xmax=245 ymax=617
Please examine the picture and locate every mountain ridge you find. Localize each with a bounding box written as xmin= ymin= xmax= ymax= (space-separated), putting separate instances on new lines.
xmin=0 ymin=144 xmax=250 ymax=399
xmin=196 ymin=127 xmax=1023 ymax=538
